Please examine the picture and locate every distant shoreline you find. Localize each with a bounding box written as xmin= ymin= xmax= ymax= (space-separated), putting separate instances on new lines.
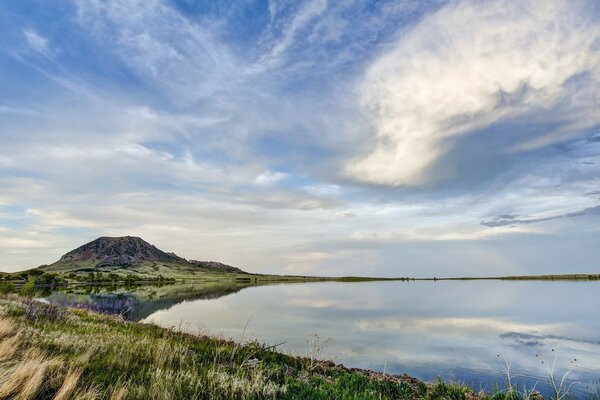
xmin=332 ymin=273 xmax=600 ymax=282
xmin=3 ymin=271 xmax=600 ymax=290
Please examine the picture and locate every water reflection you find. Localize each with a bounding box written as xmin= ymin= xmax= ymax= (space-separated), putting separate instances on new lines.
xmin=49 ymin=280 xmax=270 ymax=320
xmin=51 ymin=280 xmax=600 ymax=398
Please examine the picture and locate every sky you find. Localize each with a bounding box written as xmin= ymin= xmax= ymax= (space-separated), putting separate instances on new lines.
xmin=1 ymin=0 xmax=600 ymax=277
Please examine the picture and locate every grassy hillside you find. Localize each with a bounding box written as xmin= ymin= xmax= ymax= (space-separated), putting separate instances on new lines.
xmin=39 ymin=260 xmax=247 ymax=279
xmin=0 ymin=295 xmax=525 ymax=400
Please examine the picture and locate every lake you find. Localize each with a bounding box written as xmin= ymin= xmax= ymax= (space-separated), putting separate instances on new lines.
xmin=50 ymin=280 xmax=600 ymax=398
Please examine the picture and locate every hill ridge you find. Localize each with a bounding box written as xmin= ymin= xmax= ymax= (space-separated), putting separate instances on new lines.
xmin=59 ymin=236 xmax=186 ymax=265
xmin=39 ymin=236 xmax=246 ymax=276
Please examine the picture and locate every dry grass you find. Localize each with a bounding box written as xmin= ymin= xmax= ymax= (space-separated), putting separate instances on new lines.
xmin=74 ymin=387 xmax=101 ymax=400
xmin=54 ymin=368 xmax=83 ymax=400
xmin=109 ymin=385 xmax=129 ymax=400
xmin=0 ymin=349 xmax=49 ymax=400
xmin=0 ymin=319 xmax=14 ymax=339
xmin=16 ymin=361 xmax=47 ymax=400
xmin=0 ymin=334 xmax=20 ymax=362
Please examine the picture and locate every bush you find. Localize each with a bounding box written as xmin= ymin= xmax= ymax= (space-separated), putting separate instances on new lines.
xmin=24 ymin=300 xmax=65 ymax=322
xmin=0 ymin=281 xmax=16 ymax=294
xmin=20 ymin=276 xmax=37 ymax=297
xmin=39 ymin=272 xmax=63 ymax=287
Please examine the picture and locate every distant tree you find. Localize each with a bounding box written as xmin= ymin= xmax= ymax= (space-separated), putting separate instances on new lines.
xmin=16 ymin=272 xmax=29 ymax=280
xmin=0 ymin=281 xmax=15 ymax=294
xmin=39 ymin=273 xmax=60 ymax=286
xmin=20 ymin=276 xmax=37 ymax=297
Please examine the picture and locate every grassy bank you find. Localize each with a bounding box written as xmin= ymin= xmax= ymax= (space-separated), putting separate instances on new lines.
xmin=1 ymin=269 xmax=337 ymax=289
xmin=0 ymin=296 xmax=530 ymax=400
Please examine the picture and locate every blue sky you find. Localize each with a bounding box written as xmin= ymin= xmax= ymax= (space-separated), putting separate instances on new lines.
xmin=2 ymin=0 xmax=600 ymax=276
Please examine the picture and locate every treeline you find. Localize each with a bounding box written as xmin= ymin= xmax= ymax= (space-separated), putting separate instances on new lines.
xmin=65 ymin=271 xmax=176 ymax=284
xmin=0 ymin=270 xmax=176 ymax=296
xmin=3 ymin=269 xmax=65 ymax=284
xmin=0 ymin=270 xmax=66 ymax=295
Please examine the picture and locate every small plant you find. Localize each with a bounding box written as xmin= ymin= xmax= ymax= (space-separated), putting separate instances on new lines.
xmin=230 ymin=315 xmax=252 ymax=363
xmin=496 ymin=354 xmax=517 ymax=393
xmin=306 ymin=333 xmax=334 ymax=371
xmin=537 ymin=349 xmax=579 ymax=400
xmin=495 ymin=350 xmax=579 ymax=400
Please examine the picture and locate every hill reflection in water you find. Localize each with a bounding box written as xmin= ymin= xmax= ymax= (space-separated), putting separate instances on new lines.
xmin=48 ymin=281 xmax=259 ymax=321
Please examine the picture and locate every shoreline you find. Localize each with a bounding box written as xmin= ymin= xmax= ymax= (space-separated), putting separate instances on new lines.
xmin=3 ymin=271 xmax=600 ymax=291
xmin=0 ymin=295 xmax=540 ymax=400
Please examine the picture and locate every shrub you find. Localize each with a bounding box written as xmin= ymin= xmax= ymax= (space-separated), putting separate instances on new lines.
xmin=24 ymin=301 xmax=64 ymax=322
xmin=0 ymin=282 xmax=16 ymax=294
xmin=20 ymin=276 xmax=37 ymax=297
xmin=39 ymin=273 xmax=61 ymax=286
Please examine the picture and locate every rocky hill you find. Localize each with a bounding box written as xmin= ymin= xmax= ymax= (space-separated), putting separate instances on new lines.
xmin=39 ymin=236 xmax=247 ymax=277
xmin=188 ymin=260 xmax=245 ymax=274
xmin=59 ymin=236 xmax=186 ymax=265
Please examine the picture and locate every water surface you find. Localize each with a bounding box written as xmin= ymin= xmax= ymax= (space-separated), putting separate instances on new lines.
xmin=52 ymin=280 xmax=600 ymax=397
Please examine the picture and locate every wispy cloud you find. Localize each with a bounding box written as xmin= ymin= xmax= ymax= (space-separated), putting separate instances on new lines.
xmin=481 ymin=206 xmax=600 ymax=227
xmin=256 ymin=0 xmax=328 ymax=71
xmin=22 ymin=29 xmax=52 ymax=56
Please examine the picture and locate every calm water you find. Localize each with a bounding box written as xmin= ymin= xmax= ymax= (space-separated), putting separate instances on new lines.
xmin=51 ymin=280 xmax=600 ymax=397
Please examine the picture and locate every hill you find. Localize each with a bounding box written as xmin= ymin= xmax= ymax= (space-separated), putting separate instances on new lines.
xmin=37 ymin=236 xmax=247 ymax=278
xmin=57 ymin=236 xmax=186 ymax=265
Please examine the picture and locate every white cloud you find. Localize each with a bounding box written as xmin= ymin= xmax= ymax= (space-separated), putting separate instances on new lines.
xmin=23 ymin=29 xmax=51 ymax=56
xmin=254 ymin=170 xmax=288 ymax=185
xmin=348 ymin=1 xmax=600 ymax=186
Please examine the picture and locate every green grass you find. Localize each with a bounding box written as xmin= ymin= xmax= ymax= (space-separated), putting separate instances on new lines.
xmin=0 ymin=296 xmax=516 ymax=400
